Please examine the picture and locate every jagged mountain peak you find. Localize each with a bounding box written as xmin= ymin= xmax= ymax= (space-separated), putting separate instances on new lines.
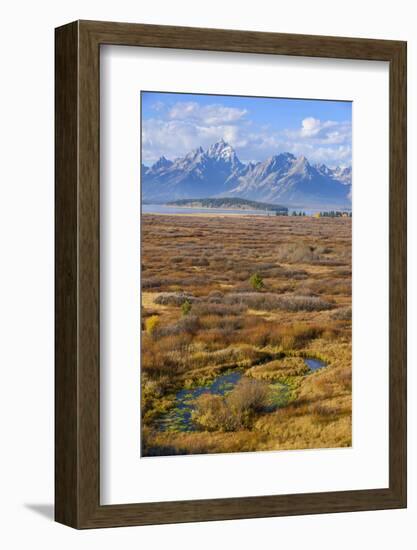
xmin=252 ymin=153 xmax=295 ymax=180
xmin=207 ymin=139 xmax=241 ymax=166
xmin=315 ymin=163 xmax=332 ymax=176
xmin=264 ymin=152 xmax=295 ymax=167
xmin=208 ymin=138 xmax=230 ymax=153
xmin=291 ymin=154 xmax=313 ymax=174
xmin=142 ymin=142 xmax=352 ymax=208
xmin=315 ymin=164 xmax=352 ymax=185
xmin=151 ymin=155 xmax=173 ymax=171
xmin=335 ymin=165 xmax=352 ymax=176
xmin=294 ymin=154 xmax=310 ymax=167
xmin=184 ymin=146 xmax=204 ymax=160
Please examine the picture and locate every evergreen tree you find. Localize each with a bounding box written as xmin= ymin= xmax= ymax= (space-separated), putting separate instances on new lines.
xmin=249 ymin=273 xmax=264 ymax=291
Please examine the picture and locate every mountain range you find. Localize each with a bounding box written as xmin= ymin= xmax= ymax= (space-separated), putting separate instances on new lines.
xmin=142 ymin=139 xmax=352 ymax=209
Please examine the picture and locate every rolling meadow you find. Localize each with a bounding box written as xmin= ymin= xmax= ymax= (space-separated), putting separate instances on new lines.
xmin=141 ymin=213 xmax=352 ymax=456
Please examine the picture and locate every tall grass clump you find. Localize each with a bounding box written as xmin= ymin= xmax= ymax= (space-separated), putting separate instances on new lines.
xmin=228 ymin=378 xmax=269 ymax=414
xmin=192 ymin=378 xmax=270 ymax=431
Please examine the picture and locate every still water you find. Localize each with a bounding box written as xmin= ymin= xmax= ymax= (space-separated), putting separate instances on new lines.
xmin=155 ymin=358 xmax=326 ymax=433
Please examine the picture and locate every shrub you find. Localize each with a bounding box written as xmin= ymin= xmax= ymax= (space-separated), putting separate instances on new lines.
xmin=224 ymin=292 xmax=333 ymax=312
xmin=191 ymin=394 xmax=235 ymax=431
xmin=276 ymin=243 xmax=319 ymax=263
xmin=207 ymin=290 xmax=224 ymax=303
xmin=142 ymin=277 xmax=175 ymax=289
xmin=331 ymin=307 xmax=352 ymax=320
xmin=141 ymin=347 xmax=181 ymax=378
xmin=242 ymin=321 xmax=323 ymax=349
xmin=193 ymin=302 xmax=246 ymax=316
xmin=142 ymin=277 xmax=207 ymax=290
xmin=311 ymin=279 xmax=351 ymax=295
xmin=177 ymin=314 xmax=200 ymax=334
xmin=244 ymin=325 xmax=272 ymax=347
xmin=204 ymin=315 xmax=244 ymax=331
xmin=181 ymin=300 xmax=192 ymax=316
xmin=145 ymin=315 xmax=160 ymax=335
xmin=295 ymin=284 xmax=317 ymax=297
xmin=156 ymin=333 xmax=192 ymax=353
xmin=227 ymin=378 xmax=269 ymax=413
xmin=154 ymin=292 xmax=196 ymax=306
xmin=276 ymin=295 xmax=334 ymax=312
xmin=187 ymin=256 xmax=209 ymax=267
xmin=157 ymin=315 xmax=201 ymax=337
xmin=196 ymin=328 xmax=233 ymax=349
xmin=249 ymin=273 xmax=264 ymax=291
xmin=142 ymin=377 xmax=170 ymax=400
xmin=192 ymin=378 xmax=270 ymax=431
xmin=279 ymin=268 xmax=308 ymax=280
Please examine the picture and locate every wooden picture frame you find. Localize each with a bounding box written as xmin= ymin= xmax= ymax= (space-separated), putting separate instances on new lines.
xmin=55 ymin=20 xmax=407 ymax=528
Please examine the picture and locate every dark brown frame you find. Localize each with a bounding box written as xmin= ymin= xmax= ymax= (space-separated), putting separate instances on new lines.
xmin=55 ymin=20 xmax=407 ymax=529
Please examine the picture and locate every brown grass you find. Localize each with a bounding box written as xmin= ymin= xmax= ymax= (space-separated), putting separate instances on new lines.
xmin=141 ymin=214 xmax=352 ymax=455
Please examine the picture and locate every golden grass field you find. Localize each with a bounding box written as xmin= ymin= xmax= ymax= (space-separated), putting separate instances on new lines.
xmin=141 ymin=213 xmax=352 ymax=456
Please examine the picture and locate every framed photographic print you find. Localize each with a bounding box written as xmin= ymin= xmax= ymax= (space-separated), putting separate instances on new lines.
xmin=55 ymin=20 xmax=407 ymax=528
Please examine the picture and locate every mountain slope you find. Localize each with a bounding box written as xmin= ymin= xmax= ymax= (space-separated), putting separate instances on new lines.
xmin=142 ymin=140 xmax=243 ymax=202
xmin=142 ymin=140 xmax=352 ymax=208
xmin=226 ymin=154 xmax=350 ymax=208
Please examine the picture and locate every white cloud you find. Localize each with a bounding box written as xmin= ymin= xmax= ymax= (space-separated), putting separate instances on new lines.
xmin=151 ymin=100 xmax=165 ymax=112
xmin=142 ymin=118 xmax=243 ymax=163
xmin=290 ymin=117 xmax=351 ymax=144
xmin=301 ymin=117 xmax=322 ymax=137
xmin=142 ymin=105 xmax=351 ymax=168
xmin=169 ymin=102 xmax=247 ymax=125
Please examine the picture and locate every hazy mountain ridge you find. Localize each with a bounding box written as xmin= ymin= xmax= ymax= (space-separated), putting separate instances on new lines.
xmin=142 ymin=139 xmax=352 ymax=208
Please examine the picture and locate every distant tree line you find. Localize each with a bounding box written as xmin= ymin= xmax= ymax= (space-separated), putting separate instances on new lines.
xmin=319 ymin=211 xmax=352 ymax=218
xmin=168 ymin=197 xmax=288 ymax=214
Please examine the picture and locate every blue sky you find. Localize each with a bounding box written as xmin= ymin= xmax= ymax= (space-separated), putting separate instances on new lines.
xmin=141 ymin=91 xmax=352 ymax=168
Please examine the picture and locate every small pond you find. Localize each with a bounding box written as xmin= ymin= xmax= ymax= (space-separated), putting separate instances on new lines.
xmin=155 ymin=357 xmax=326 ymax=433
xmin=304 ymin=357 xmax=326 ymax=372
xmin=154 ymin=371 xmax=242 ymax=433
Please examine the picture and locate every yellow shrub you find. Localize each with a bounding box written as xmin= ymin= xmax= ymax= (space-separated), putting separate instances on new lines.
xmin=145 ymin=315 xmax=160 ymax=335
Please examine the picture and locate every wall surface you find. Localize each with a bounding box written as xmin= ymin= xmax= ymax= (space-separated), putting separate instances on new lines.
xmin=0 ymin=0 xmax=415 ymax=548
